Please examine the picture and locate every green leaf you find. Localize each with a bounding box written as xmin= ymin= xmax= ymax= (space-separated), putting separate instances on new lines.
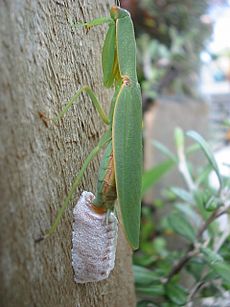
xmin=209 ymin=261 xmax=230 ymax=284
xmin=201 ymin=247 xmax=230 ymax=283
xmin=136 ymin=285 xmax=165 ymax=297
xmin=170 ymin=187 xmax=194 ymax=204
xmin=167 ymin=211 xmax=196 ymax=242
xmin=142 ymin=160 xmax=175 ymax=196
xmin=133 ymin=254 xmax=157 ymax=267
xmin=175 ymin=204 xmax=199 ymax=225
xmin=174 ymin=127 xmax=184 ymax=150
xmin=200 ymin=247 xmax=223 ymax=264
xmin=133 ymin=265 xmax=160 ymax=286
xmin=165 ymin=283 xmax=188 ymax=306
xmin=186 ymin=257 xmax=205 ymax=281
xmin=196 ymin=164 xmax=213 ymax=186
xmin=137 ymin=301 xmax=158 ymax=307
xmin=186 ymin=143 xmax=200 ymax=155
xmin=153 ymin=140 xmax=177 ymax=161
xmin=186 ymin=131 xmax=223 ymax=189
xmin=204 ymin=196 xmax=219 ymax=212
xmin=203 ymin=270 xmax=219 ymax=282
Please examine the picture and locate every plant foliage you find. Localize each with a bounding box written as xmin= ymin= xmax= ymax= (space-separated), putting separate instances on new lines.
xmin=135 ymin=130 xmax=230 ymax=306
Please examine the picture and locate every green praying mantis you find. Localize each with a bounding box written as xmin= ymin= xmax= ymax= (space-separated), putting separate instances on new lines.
xmin=40 ymin=5 xmax=142 ymax=249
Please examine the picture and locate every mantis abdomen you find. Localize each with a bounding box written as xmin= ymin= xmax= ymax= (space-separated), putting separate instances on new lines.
xmin=93 ymin=142 xmax=117 ymax=212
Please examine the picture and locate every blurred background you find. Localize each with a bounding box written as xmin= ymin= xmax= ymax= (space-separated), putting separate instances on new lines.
xmin=120 ymin=0 xmax=230 ymax=306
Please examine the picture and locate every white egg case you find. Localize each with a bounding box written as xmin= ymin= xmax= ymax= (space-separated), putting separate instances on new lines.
xmin=72 ymin=191 xmax=118 ymax=283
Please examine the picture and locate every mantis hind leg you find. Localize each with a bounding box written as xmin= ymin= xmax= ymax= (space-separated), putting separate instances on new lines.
xmin=36 ymin=131 xmax=111 ymax=242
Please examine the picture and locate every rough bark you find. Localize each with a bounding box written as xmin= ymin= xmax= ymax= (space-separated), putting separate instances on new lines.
xmin=0 ymin=1 xmax=135 ymax=306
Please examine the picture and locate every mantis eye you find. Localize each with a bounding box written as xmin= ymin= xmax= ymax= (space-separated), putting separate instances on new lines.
xmin=72 ymin=191 xmax=118 ymax=283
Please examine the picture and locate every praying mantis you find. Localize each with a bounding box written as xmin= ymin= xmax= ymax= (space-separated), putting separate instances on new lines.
xmin=41 ymin=5 xmax=142 ymax=250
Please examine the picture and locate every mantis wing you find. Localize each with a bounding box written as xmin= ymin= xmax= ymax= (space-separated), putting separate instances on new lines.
xmin=116 ymin=11 xmax=137 ymax=82
xmin=113 ymin=83 xmax=142 ymax=249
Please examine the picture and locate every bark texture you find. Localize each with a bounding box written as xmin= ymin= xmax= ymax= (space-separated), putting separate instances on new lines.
xmin=0 ymin=1 xmax=135 ymax=306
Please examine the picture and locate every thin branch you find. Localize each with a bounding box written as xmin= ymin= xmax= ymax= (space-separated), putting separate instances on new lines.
xmin=186 ymin=280 xmax=206 ymax=304
xmin=166 ymin=247 xmax=197 ymax=281
xmin=196 ymin=210 xmax=218 ymax=239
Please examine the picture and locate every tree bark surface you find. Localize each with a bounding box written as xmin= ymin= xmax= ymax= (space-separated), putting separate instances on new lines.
xmin=0 ymin=1 xmax=135 ymax=306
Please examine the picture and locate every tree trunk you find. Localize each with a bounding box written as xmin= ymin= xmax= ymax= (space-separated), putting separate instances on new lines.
xmin=0 ymin=1 xmax=136 ymax=306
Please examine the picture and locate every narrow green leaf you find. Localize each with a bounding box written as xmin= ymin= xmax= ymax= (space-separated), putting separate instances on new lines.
xmin=153 ymin=140 xmax=177 ymax=162
xmin=187 ymin=257 xmax=205 ymax=281
xmin=136 ymin=285 xmax=165 ymax=297
xmin=209 ymin=261 xmax=230 ymax=284
xmin=174 ymin=127 xmax=184 ymax=150
xmin=204 ymin=196 xmax=219 ymax=211
xmin=200 ymin=247 xmax=223 ymax=264
xmin=196 ymin=164 xmax=213 ymax=186
xmin=186 ymin=143 xmax=200 ymax=155
xmin=186 ymin=131 xmax=223 ymax=189
xmin=133 ymin=254 xmax=157 ymax=267
xmin=142 ymin=160 xmax=175 ymax=196
xmin=170 ymin=187 xmax=194 ymax=204
xmin=167 ymin=211 xmax=196 ymax=242
xmin=133 ymin=265 xmax=160 ymax=286
xmin=165 ymin=283 xmax=188 ymax=306
xmin=137 ymin=301 xmax=158 ymax=307
xmin=175 ymin=204 xmax=199 ymax=224
xmin=201 ymin=247 xmax=230 ymax=283
xmin=203 ymin=270 xmax=219 ymax=282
